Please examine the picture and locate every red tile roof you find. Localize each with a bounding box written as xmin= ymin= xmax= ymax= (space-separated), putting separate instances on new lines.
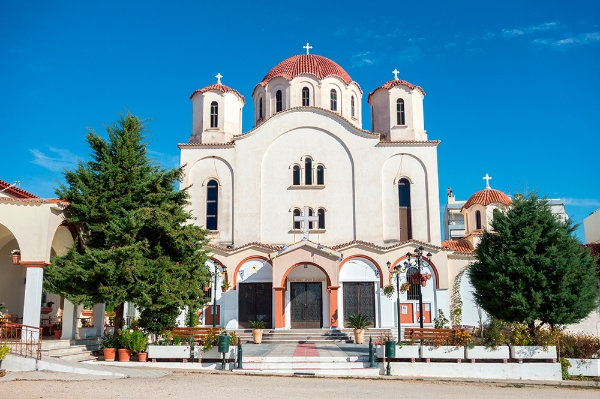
xmin=368 ymin=79 xmax=426 ymax=102
xmin=261 ymin=54 xmax=353 ymax=86
xmin=441 ymin=239 xmax=474 ymax=253
xmin=463 ymin=188 xmax=512 ymax=210
xmin=0 ymin=180 xmax=38 ymax=199
xmin=190 ymin=84 xmax=245 ymax=103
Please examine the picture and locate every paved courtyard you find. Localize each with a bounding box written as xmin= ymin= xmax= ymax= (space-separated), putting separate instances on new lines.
xmin=1 ymin=372 xmax=599 ymax=398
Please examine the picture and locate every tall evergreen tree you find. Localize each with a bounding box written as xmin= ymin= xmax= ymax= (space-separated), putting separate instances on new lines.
xmin=44 ymin=112 xmax=211 ymax=326
xmin=469 ymin=193 xmax=599 ymax=336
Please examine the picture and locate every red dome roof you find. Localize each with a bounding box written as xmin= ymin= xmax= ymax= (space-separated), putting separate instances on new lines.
xmin=261 ymin=54 xmax=353 ymax=86
xmin=368 ymin=79 xmax=425 ymax=102
xmin=190 ymin=84 xmax=245 ymax=103
xmin=463 ymin=188 xmax=512 ymax=210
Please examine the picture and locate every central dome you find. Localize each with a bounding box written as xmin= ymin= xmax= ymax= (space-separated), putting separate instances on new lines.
xmin=261 ymin=54 xmax=352 ymax=86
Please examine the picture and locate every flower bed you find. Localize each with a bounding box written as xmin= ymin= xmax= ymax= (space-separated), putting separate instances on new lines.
xmin=465 ymin=345 xmax=509 ymax=361
xmin=421 ymin=345 xmax=464 ymax=361
xmin=193 ymin=346 xmax=237 ymax=360
xmin=147 ymin=345 xmax=190 ymax=359
xmin=510 ymin=345 xmax=557 ymax=361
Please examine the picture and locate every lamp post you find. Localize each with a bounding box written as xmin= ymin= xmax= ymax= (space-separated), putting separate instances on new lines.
xmin=404 ymin=246 xmax=432 ymax=329
xmin=210 ymin=264 xmax=227 ymax=327
xmin=387 ymin=261 xmax=405 ymax=342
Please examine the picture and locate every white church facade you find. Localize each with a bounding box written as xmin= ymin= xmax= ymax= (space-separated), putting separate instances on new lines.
xmin=180 ymin=49 xmax=477 ymax=332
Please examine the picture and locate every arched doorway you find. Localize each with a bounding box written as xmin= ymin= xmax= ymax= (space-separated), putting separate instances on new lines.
xmin=0 ymin=223 xmax=24 ymax=322
xmin=236 ymin=258 xmax=273 ymax=329
xmin=286 ymin=264 xmax=328 ymax=328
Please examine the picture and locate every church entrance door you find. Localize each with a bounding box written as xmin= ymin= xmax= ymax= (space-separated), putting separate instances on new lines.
xmin=238 ymin=283 xmax=273 ymax=329
xmin=290 ymin=282 xmax=322 ymax=328
xmin=343 ymin=282 xmax=375 ymax=326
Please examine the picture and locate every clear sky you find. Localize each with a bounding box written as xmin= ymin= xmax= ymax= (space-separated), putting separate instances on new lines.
xmin=1 ymin=1 xmax=599 ymax=240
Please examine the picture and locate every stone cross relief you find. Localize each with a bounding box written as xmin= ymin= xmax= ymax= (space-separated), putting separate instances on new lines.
xmin=215 ymin=73 xmax=223 ymax=84
xmin=303 ymin=43 xmax=313 ymax=55
xmin=483 ymin=173 xmax=492 ymax=188
xmin=294 ymin=206 xmax=319 ymax=241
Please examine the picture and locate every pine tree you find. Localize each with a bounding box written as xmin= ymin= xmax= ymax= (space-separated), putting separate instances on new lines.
xmin=44 ymin=112 xmax=211 ymax=327
xmin=469 ymin=193 xmax=599 ymax=337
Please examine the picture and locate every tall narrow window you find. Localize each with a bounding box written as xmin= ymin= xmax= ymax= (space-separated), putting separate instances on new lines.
xmin=293 ymin=209 xmax=301 ymax=229
xmin=276 ymin=90 xmax=283 ymax=112
xmin=302 ymin=87 xmax=310 ymax=106
xmin=407 ymin=267 xmax=420 ymax=300
xmin=206 ymin=180 xmax=218 ymax=230
xmin=305 ymin=158 xmax=312 ymax=185
xmin=316 ymin=165 xmax=324 ymax=185
xmin=351 ymin=96 xmax=355 ymax=117
xmin=308 ymin=208 xmax=315 ymax=229
xmin=396 ymin=99 xmax=405 ymax=125
xmin=398 ymin=178 xmax=412 ymax=241
xmin=210 ymin=102 xmax=218 ymax=128
xmin=475 ymin=210 xmax=482 ymax=230
xmin=318 ymin=209 xmax=325 ymax=229
xmin=330 ymin=89 xmax=337 ymax=111
xmin=293 ymin=165 xmax=300 ymax=185
xmin=259 ymin=97 xmax=263 ymax=120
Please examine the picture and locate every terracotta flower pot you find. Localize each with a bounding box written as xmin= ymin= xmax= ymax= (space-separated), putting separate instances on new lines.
xmin=252 ymin=329 xmax=263 ymax=344
xmin=410 ymin=274 xmax=421 ymax=284
xmin=354 ymin=329 xmax=365 ymax=344
xmin=118 ymin=348 xmax=131 ymax=362
xmin=12 ymin=254 xmax=20 ymax=265
xmin=420 ymin=278 xmax=427 ymax=287
xmin=54 ymin=329 xmax=62 ymax=339
xmin=137 ymin=352 xmax=148 ymax=362
xmin=104 ymin=348 xmax=116 ymax=362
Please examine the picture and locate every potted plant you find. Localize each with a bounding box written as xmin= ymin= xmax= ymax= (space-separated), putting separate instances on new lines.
xmin=508 ymin=324 xmax=557 ymax=362
xmin=147 ymin=330 xmax=191 ymax=360
xmin=249 ymin=320 xmax=266 ymax=344
xmin=78 ymin=318 xmax=97 ymax=338
xmin=101 ymin=333 xmax=118 ymax=361
xmin=345 ymin=314 xmax=372 ymax=344
xmin=382 ymin=284 xmax=395 ymax=298
xmin=221 ymin=281 xmax=231 ymax=292
xmin=53 ymin=323 xmax=62 ymax=339
xmin=399 ymin=281 xmax=410 ymax=293
xmin=129 ymin=330 xmax=149 ymax=362
xmin=117 ymin=329 xmax=132 ymax=362
xmin=0 ymin=342 xmax=9 ymax=370
xmin=11 ymin=250 xmax=20 ymax=265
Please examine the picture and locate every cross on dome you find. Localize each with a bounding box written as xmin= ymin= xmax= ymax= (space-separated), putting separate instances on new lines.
xmin=303 ymin=43 xmax=313 ymax=55
xmin=392 ymin=68 xmax=400 ymax=80
xmin=483 ymin=173 xmax=492 ymax=188
xmin=294 ymin=206 xmax=319 ymax=240
xmin=215 ymin=73 xmax=223 ymax=84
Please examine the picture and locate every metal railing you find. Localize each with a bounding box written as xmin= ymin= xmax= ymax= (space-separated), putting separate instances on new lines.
xmin=0 ymin=321 xmax=43 ymax=360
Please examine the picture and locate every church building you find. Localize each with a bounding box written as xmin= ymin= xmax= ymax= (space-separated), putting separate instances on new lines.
xmin=180 ymin=46 xmax=472 ymax=332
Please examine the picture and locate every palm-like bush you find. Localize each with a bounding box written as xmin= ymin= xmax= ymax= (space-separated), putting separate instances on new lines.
xmin=345 ymin=314 xmax=372 ymax=330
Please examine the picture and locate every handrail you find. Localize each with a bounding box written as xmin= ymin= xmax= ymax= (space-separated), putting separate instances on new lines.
xmin=0 ymin=321 xmax=43 ymax=360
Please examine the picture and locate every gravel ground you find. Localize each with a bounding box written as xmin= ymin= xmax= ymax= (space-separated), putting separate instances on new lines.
xmin=1 ymin=372 xmax=600 ymax=399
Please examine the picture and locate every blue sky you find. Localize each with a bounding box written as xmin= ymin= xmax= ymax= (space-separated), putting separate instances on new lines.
xmin=1 ymin=1 xmax=599 ymax=241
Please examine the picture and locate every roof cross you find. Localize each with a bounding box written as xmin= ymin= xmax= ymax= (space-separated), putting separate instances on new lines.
xmin=392 ymin=68 xmax=400 ymax=80
xmin=483 ymin=173 xmax=492 ymax=188
xmin=294 ymin=206 xmax=319 ymax=240
xmin=303 ymin=43 xmax=313 ymax=55
xmin=215 ymin=73 xmax=223 ymax=85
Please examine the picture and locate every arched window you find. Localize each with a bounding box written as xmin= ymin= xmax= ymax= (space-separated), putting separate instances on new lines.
xmin=276 ymin=90 xmax=283 ymax=112
xmin=330 ymin=89 xmax=337 ymax=111
xmin=308 ymin=208 xmax=315 ymax=229
xmin=351 ymin=96 xmax=355 ymax=117
xmin=293 ymin=209 xmax=301 ymax=229
xmin=304 ymin=158 xmax=312 ymax=185
xmin=318 ymin=209 xmax=325 ymax=229
xmin=210 ymin=102 xmax=218 ymax=128
xmin=316 ymin=165 xmax=324 ymax=185
xmin=406 ymin=267 xmax=420 ymax=301
xmin=259 ymin=97 xmax=263 ymax=120
xmin=475 ymin=210 xmax=482 ymax=230
xmin=293 ymin=165 xmax=301 ymax=185
xmin=302 ymin=87 xmax=310 ymax=106
xmin=398 ymin=178 xmax=412 ymax=241
xmin=206 ymin=180 xmax=218 ymax=230
xmin=396 ymin=99 xmax=405 ymax=125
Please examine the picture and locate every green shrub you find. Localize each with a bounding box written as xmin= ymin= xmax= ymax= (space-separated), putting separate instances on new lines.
xmin=0 ymin=342 xmax=9 ymax=360
xmin=558 ymin=331 xmax=600 ymax=359
xmin=560 ymin=358 xmax=571 ymax=380
xmin=249 ymin=320 xmax=266 ymax=329
xmin=129 ymin=330 xmax=149 ymax=353
xmin=345 ymin=314 xmax=372 ymax=330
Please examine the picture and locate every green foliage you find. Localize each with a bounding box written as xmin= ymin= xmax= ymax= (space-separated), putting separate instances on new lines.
xmin=173 ymin=335 xmax=181 ymax=346
xmin=129 ymin=330 xmax=149 ymax=353
xmin=382 ymin=284 xmax=395 ymax=298
xmin=560 ymin=357 xmax=571 ymax=380
xmin=229 ymin=331 xmax=239 ymax=346
xmin=43 ymin=112 xmax=212 ymax=318
xmin=558 ymin=331 xmax=600 ymax=359
xmin=249 ymin=320 xmax=266 ymax=330
xmin=137 ymin=305 xmax=180 ymax=335
xmin=118 ymin=329 xmax=132 ymax=349
xmin=0 ymin=342 xmax=9 ymax=360
xmin=101 ymin=333 xmax=119 ymax=349
xmin=469 ymin=193 xmax=599 ymax=338
xmin=202 ymin=329 xmax=219 ymax=352
xmin=433 ymin=310 xmax=450 ymax=329
xmin=345 ymin=314 xmax=372 ymax=330
xmin=480 ymin=317 xmax=508 ymax=349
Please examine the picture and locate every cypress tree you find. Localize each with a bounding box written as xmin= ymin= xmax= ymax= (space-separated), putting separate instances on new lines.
xmin=469 ymin=193 xmax=599 ymax=337
xmin=44 ymin=112 xmax=211 ymax=327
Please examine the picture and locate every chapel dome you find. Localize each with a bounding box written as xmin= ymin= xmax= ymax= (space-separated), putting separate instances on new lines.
xmin=190 ymin=83 xmax=245 ymax=103
xmin=462 ymin=187 xmax=512 ymax=210
xmin=260 ymin=54 xmax=353 ymax=86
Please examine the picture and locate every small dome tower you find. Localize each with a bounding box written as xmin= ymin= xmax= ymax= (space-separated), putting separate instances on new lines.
xmin=368 ymin=69 xmax=426 ymax=141
xmin=189 ymin=73 xmax=245 ymax=144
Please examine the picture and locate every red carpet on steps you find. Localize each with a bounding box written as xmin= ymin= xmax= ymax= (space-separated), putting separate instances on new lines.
xmin=293 ymin=343 xmax=319 ymax=357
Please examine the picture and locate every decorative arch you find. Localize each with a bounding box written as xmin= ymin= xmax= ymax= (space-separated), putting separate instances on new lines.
xmin=279 ymin=262 xmax=332 ymax=289
xmin=338 ymin=255 xmax=384 ymax=286
xmin=387 ymin=253 xmax=440 ymax=289
xmin=232 ymin=255 xmax=272 ymax=289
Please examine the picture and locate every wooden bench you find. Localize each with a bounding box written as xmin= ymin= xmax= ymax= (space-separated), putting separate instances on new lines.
xmin=167 ymin=327 xmax=221 ymax=341
xmin=404 ymin=327 xmax=453 ymax=343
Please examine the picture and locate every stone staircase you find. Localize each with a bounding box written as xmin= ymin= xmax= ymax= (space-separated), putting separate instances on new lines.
xmin=233 ymin=328 xmax=393 ymax=344
xmin=233 ymin=356 xmax=382 ymax=377
xmin=40 ymin=338 xmax=101 ymax=362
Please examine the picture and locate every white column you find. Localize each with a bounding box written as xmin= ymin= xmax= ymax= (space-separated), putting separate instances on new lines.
xmin=22 ymin=266 xmax=44 ymax=341
xmin=61 ymin=299 xmax=76 ymax=340
xmin=92 ymin=303 xmax=105 ymax=337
